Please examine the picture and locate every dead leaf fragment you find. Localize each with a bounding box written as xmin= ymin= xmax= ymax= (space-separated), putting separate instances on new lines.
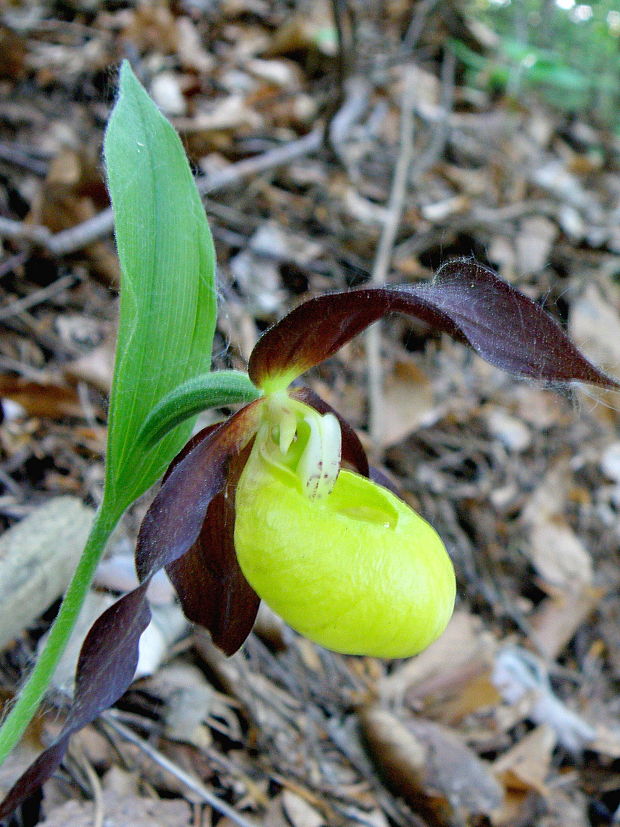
xmin=379 ymin=610 xmax=498 ymax=713
xmin=0 ymin=497 xmax=94 ymax=652
xmin=281 ymin=789 xmax=325 ymax=827
xmin=521 ymin=466 xmax=593 ymax=591
xmin=360 ymin=706 xmax=503 ymax=823
xmin=514 ymin=216 xmax=557 ymax=274
xmin=529 ymin=586 xmax=603 ymax=659
xmin=39 ymin=790 xmax=191 ymax=827
xmin=569 ymin=282 xmax=620 ymax=379
xmin=64 ymin=336 xmax=115 ymax=394
xmin=493 ymin=724 xmax=556 ymax=794
xmin=0 ymin=375 xmax=83 ymax=419
xmin=267 ymin=0 xmax=337 ymax=57
xmin=379 ymin=359 xmax=437 ymax=448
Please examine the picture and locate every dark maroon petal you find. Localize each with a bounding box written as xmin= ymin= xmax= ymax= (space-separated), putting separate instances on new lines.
xmin=166 ymin=443 xmax=260 ymax=656
xmin=369 ymin=466 xmax=404 ymax=500
xmin=135 ymin=400 xmax=262 ymax=581
xmin=290 ymin=386 xmax=369 ymax=477
xmin=0 ymin=402 xmax=262 ymax=821
xmin=249 ymin=259 xmax=619 ymax=391
xmin=163 ymin=422 xmax=223 ymax=481
xmin=397 ymin=259 xmax=619 ymax=387
xmin=0 ymin=585 xmax=151 ymax=822
xmin=248 ymin=288 xmax=458 ymax=388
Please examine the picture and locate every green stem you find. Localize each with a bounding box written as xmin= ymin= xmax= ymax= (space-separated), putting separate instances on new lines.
xmin=0 ymin=503 xmax=119 ymax=765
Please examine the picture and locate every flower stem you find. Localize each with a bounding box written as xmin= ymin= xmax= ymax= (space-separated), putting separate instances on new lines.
xmin=0 ymin=503 xmax=119 ymax=765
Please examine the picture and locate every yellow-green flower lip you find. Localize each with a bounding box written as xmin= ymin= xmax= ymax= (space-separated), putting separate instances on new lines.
xmin=234 ymin=431 xmax=456 ymax=658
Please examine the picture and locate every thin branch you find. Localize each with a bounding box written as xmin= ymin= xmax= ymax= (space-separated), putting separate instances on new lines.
xmin=0 ymin=142 xmax=48 ymax=176
xmin=0 ymin=216 xmax=52 ymax=246
xmin=102 ymin=712 xmax=258 ymax=827
xmin=0 ymin=128 xmax=324 ymax=258
xmin=410 ymin=49 xmax=456 ymax=184
xmin=367 ymin=66 xmax=417 ymax=449
xmin=0 ymin=273 xmax=78 ymax=322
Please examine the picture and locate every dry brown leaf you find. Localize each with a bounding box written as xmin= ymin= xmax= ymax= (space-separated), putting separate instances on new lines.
xmin=0 ymin=497 xmax=94 ymax=652
xmin=527 ymin=517 xmax=593 ymax=591
xmin=360 ymin=705 xmax=503 ymax=823
xmin=514 ymin=216 xmax=558 ymax=274
xmin=493 ymin=724 xmax=555 ymax=795
xmin=64 ymin=336 xmax=115 ymax=394
xmin=512 ymin=385 xmax=571 ymax=429
xmin=379 ymin=610 xmax=498 ymax=710
xmin=176 ymin=95 xmax=263 ymax=134
xmin=0 ymin=25 xmax=27 ymax=79
xmin=529 ymin=586 xmax=603 ymax=659
xmin=0 ymin=375 xmax=83 ymax=419
xmin=39 ymin=790 xmax=191 ymax=827
xmin=150 ymin=71 xmax=187 ymax=117
xmin=27 ymin=148 xmax=118 ymax=283
xmin=281 ymin=789 xmax=325 ymax=827
xmin=177 ymin=16 xmax=214 ymax=74
xmin=266 ymin=0 xmax=336 ymax=57
xmin=588 ymin=725 xmax=620 ymax=758
xmin=483 ymin=404 xmax=531 ymax=452
xmin=521 ymin=465 xmax=593 ymax=591
xmin=379 ymin=359 xmax=437 ymax=448
xmin=569 ymin=281 xmax=620 ymax=394
xmin=119 ymin=3 xmax=179 ymax=54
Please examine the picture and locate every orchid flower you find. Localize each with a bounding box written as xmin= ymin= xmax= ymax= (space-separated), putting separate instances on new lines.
xmin=135 ymin=258 xmax=618 ymax=660
xmin=1 ymin=258 xmax=618 ymax=819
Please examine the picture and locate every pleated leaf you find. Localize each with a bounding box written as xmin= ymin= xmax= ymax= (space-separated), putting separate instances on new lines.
xmin=103 ymin=61 xmax=217 ymax=514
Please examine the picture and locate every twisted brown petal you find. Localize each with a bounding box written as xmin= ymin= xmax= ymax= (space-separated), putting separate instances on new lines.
xmin=0 ymin=401 xmax=262 ymax=821
xmin=249 ymin=259 xmax=619 ymax=391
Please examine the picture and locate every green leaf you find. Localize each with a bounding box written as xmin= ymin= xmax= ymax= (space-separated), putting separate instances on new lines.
xmin=137 ymin=370 xmax=262 ymax=451
xmin=103 ymin=61 xmax=217 ymax=514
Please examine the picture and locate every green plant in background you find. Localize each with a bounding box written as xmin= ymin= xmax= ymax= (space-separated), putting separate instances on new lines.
xmin=461 ymin=0 xmax=620 ymax=129
xmin=1 ymin=60 xmax=618 ymax=819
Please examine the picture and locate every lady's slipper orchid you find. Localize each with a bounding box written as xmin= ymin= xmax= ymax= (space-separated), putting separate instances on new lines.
xmin=234 ymin=394 xmax=456 ymax=657
xmin=137 ymin=261 xmax=613 ymax=657
xmin=3 ymin=259 xmax=619 ymax=819
xmin=136 ymin=259 xmax=619 ymax=659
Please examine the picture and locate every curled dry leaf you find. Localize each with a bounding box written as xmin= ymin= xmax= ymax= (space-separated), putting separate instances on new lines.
xmin=360 ymin=705 xmax=503 ymax=824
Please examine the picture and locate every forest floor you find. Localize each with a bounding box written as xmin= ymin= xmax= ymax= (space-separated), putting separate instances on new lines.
xmin=1 ymin=2 xmax=620 ymax=825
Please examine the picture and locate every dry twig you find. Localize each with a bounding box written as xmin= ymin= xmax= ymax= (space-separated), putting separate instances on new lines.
xmin=0 ymin=129 xmax=323 ymax=259
xmin=367 ymin=66 xmax=417 ymax=448
xmin=0 ymin=274 xmax=77 ymax=322
xmin=101 ymin=712 xmax=258 ymax=827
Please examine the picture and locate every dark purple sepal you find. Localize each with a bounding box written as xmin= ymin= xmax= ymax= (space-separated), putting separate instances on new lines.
xmin=397 ymin=259 xmax=620 ymax=387
xmin=249 ymin=259 xmax=619 ymax=391
xmin=166 ymin=443 xmax=260 ymax=656
xmin=369 ymin=466 xmax=405 ymax=500
xmin=135 ymin=401 xmax=262 ymax=582
xmin=0 ymin=585 xmax=151 ymax=822
xmin=0 ymin=401 xmax=262 ymax=821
